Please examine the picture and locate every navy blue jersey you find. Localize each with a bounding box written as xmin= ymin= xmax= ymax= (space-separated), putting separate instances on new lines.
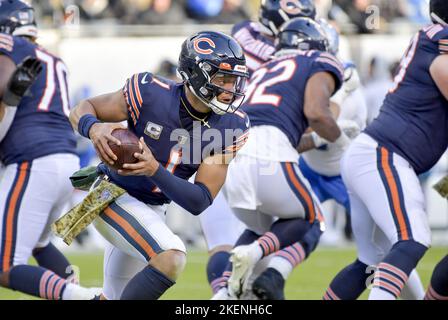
xmin=231 ymin=21 xmax=275 ymax=76
xmin=0 ymin=34 xmax=76 ymax=165
xmin=365 ymin=24 xmax=448 ymax=174
xmin=99 ymin=73 xmax=250 ymax=205
xmin=242 ymin=50 xmax=344 ymax=147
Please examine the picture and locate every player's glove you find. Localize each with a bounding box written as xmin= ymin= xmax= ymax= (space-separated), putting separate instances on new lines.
xmin=337 ymin=119 xmax=361 ymax=140
xmin=310 ymin=120 xmax=360 ymax=148
xmin=343 ymin=62 xmax=360 ymax=94
xmin=434 ymin=175 xmax=448 ymax=199
xmin=2 ymin=56 xmax=43 ymax=107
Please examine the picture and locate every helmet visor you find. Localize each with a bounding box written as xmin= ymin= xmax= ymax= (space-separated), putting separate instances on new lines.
xmin=12 ymin=8 xmax=35 ymax=27
xmin=207 ymin=72 xmax=248 ymax=113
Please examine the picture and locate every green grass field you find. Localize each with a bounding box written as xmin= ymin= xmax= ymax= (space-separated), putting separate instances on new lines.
xmin=0 ymin=246 xmax=446 ymax=300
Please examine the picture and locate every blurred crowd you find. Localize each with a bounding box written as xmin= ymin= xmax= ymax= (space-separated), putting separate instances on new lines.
xmin=31 ymin=0 xmax=430 ymax=33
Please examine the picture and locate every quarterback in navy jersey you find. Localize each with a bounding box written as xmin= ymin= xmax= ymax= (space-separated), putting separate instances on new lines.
xmin=325 ymin=0 xmax=448 ymax=301
xmin=211 ymin=18 xmax=348 ymax=300
xmin=231 ymin=0 xmax=316 ymax=75
xmin=70 ymin=31 xmax=250 ymax=300
xmin=0 ymin=0 xmax=101 ymax=300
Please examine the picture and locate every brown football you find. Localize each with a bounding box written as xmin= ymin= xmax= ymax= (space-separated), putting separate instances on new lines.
xmin=108 ymin=128 xmax=142 ymax=170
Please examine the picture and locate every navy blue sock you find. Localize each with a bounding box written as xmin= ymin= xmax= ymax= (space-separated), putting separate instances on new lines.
xmin=300 ymin=221 xmax=324 ymax=257
xmin=8 ymin=265 xmax=67 ymax=300
xmin=324 ymin=259 xmax=370 ymax=300
xmin=207 ymin=251 xmax=230 ymax=294
xmin=425 ymin=255 xmax=448 ymax=299
xmin=120 ymin=265 xmax=175 ymax=300
xmin=32 ymin=243 xmax=74 ymax=280
xmin=373 ymin=240 xmax=427 ymax=299
xmin=270 ymin=218 xmax=312 ymax=248
xmin=382 ymin=240 xmax=427 ymax=274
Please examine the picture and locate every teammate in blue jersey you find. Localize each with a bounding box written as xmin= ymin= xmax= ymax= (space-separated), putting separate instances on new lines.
xmin=324 ymin=0 xmax=448 ymax=301
xmin=203 ymin=0 xmax=318 ymax=297
xmin=232 ymin=0 xmax=316 ymax=75
xmin=0 ymin=0 xmax=101 ymax=300
xmin=212 ymin=17 xmax=348 ymax=300
xmin=69 ymin=31 xmax=250 ymax=300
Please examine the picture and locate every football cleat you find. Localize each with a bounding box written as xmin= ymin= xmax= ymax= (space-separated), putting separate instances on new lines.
xmin=228 ymin=245 xmax=258 ymax=299
xmin=211 ymin=287 xmax=235 ymax=300
xmin=252 ymin=268 xmax=285 ymax=300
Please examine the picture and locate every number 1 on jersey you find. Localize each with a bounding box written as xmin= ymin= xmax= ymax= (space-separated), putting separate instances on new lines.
xmin=152 ymin=148 xmax=182 ymax=193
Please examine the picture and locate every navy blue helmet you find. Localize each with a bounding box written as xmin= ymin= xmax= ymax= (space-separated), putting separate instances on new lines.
xmin=259 ymin=0 xmax=316 ymax=36
xmin=178 ymin=31 xmax=249 ymax=115
xmin=430 ymin=0 xmax=448 ymax=25
xmin=276 ymin=17 xmax=329 ymax=52
xmin=0 ymin=0 xmax=37 ymax=38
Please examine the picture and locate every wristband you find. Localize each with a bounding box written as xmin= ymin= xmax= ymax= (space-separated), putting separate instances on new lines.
xmin=78 ymin=114 xmax=100 ymax=139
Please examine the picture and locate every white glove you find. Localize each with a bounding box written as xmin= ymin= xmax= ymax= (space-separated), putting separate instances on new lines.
xmin=337 ymin=119 xmax=361 ymax=140
xmin=310 ymin=120 xmax=360 ymax=149
xmin=343 ymin=64 xmax=360 ymax=94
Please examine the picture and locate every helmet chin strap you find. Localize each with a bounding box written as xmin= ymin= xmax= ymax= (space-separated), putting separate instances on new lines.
xmin=209 ymin=98 xmax=231 ymax=115
xmin=431 ymin=12 xmax=448 ymax=26
xmin=186 ymin=83 xmax=227 ymax=115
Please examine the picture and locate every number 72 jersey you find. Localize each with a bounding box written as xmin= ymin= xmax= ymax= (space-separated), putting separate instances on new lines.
xmin=242 ymin=50 xmax=344 ymax=148
xmin=0 ymin=33 xmax=76 ymax=165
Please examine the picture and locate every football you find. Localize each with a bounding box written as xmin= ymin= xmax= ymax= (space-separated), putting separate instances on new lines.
xmin=108 ymin=128 xmax=142 ymax=170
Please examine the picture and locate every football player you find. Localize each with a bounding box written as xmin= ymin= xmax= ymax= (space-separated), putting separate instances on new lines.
xmin=69 ymin=31 xmax=250 ymax=300
xmin=213 ymin=17 xmax=348 ymax=300
xmin=232 ymin=0 xmax=316 ymax=75
xmin=0 ymin=0 xmax=99 ymax=300
xmin=297 ymin=19 xmax=366 ymax=242
xmin=424 ymin=2 xmax=448 ymax=301
xmin=325 ymin=0 xmax=448 ymax=300
xmin=243 ymin=19 xmax=368 ymax=300
xmin=202 ymin=0 xmax=318 ymax=297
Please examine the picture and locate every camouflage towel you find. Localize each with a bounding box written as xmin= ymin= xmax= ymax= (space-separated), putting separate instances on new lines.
xmin=52 ymin=179 xmax=126 ymax=245
xmin=434 ymin=175 xmax=448 ymax=199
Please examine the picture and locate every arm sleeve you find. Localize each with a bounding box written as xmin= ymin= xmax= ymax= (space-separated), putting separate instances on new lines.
xmin=150 ymin=165 xmax=213 ymax=215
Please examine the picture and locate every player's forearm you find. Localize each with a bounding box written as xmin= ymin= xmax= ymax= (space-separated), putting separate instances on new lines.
xmin=69 ymin=99 xmax=98 ymax=132
xmin=308 ymin=115 xmax=342 ymax=143
xmin=297 ymin=134 xmax=317 ymax=153
xmin=0 ymin=103 xmax=16 ymax=142
xmin=0 ymin=102 xmax=5 ymax=121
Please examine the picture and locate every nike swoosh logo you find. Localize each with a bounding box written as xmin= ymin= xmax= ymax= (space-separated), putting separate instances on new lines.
xmin=141 ymin=73 xmax=149 ymax=84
